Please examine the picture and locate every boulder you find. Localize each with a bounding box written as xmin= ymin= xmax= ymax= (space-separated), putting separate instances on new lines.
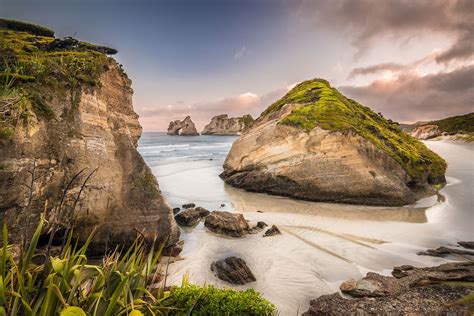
xmin=167 ymin=116 xmax=199 ymax=136
xmin=303 ymin=261 xmax=474 ymax=315
xmin=174 ymin=207 xmax=210 ymax=227
xmin=201 ymin=114 xmax=254 ymax=135
xmin=182 ymin=203 xmax=196 ymax=209
xmin=162 ymin=240 xmax=184 ymax=257
xmin=221 ymin=79 xmax=446 ymax=206
xmin=211 ymin=256 xmax=256 ymax=284
xmin=172 ymin=207 xmax=180 ymax=215
xmin=204 ymin=211 xmax=250 ymax=237
xmin=410 ymin=124 xmax=441 ymax=140
xmin=263 ymin=225 xmax=281 ymax=237
xmin=418 ymin=246 xmax=474 ymax=258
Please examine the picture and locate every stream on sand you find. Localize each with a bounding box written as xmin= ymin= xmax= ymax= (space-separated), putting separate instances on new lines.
xmin=138 ymin=133 xmax=474 ymax=315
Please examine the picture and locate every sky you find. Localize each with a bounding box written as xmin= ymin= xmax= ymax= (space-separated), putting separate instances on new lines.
xmin=1 ymin=0 xmax=473 ymax=131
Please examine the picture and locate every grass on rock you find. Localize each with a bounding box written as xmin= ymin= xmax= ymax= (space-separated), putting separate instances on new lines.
xmin=261 ymin=79 xmax=447 ymax=182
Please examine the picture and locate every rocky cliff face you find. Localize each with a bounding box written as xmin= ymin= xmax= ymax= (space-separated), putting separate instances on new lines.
xmin=0 ymin=21 xmax=179 ymax=253
xmin=221 ymin=79 xmax=446 ymax=206
xmin=201 ymin=114 xmax=254 ymax=135
xmin=410 ymin=124 xmax=441 ymax=140
xmin=167 ymin=116 xmax=199 ymax=136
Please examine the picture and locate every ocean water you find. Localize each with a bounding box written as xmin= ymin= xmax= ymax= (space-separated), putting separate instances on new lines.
xmin=138 ymin=132 xmax=474 ymax=315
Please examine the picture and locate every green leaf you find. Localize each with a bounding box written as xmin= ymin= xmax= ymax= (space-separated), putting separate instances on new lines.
xmin=60 ymin=306 xmax=87 ymax=316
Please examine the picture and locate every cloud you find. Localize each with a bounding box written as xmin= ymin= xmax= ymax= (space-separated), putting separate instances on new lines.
xmin=340 ymin=65 xmax=474 ymax=123
xmin=138 ymin=86 xmax=290 ymax=131
xmin=299 ymin=0 xmax=474 ymax=63
xmin=349 ymin=63 xmax=408 ymax=79
xmin=234 ymin=45 xmax=247 ymax=60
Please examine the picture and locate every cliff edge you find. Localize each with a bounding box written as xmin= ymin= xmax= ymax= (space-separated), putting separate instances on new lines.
xmin=0 ymin=20 xmax=179 ymax=253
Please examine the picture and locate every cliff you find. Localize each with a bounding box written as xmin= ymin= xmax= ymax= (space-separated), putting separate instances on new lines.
xmin=201 ymin=114 xmax=254 ymax=135
xmin=221 ymin=78 xmax=447 ymax=206
xmin=410 ymin=112 xmax=474 ymax=142
xmin=0 ymin=20 xmax=179 ymax=253
xmin=167 ymin=116 xmax=199 ymax=135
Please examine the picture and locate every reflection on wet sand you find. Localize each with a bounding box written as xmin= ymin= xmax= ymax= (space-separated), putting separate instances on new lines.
xmin=224 ymin=184 xmax=431 ymax=223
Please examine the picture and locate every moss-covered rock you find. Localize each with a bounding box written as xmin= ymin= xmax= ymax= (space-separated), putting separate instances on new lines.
xmin=263 ymin=79 xmax=446 ymax=182
xmin=221 ymin=78 xmax=447 ymax=206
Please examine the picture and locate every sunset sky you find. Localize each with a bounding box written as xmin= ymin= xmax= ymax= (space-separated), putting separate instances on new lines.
xmin=2 ymin=0 xmax=473 ymax=131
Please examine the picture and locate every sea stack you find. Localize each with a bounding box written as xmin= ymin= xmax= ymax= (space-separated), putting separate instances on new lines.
xmin=167 ymin=116 xmax=199 ymax=136
xmin=201 ymin=114 xmax=254 ymax=135
xmin=0 ymin=20 xmax=179 ymax=253
xmin=221 ymin=78 xmax=447 ymax=206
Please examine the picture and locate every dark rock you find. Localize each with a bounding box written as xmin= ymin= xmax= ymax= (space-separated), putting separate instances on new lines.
xmin=182 ymin=203 xmax=196 ymax=209
xmin=256 ymin=221 xmax=268 ymax=229
xmin=162 ymin=240 xmax=184 ymax=257
xmin=204 ymin=211 xmax=250 ymax=237
xmin=195 ymin=206 xmax=210 ymax=217
xmin=263 ymin=225 xmax=281 ymax=237
xmin=303 ymin=261 xmax=474 ymax=315
xmin=172 ymin=207 xmax=180 ymax=215
xmin=211 ymin=256 xmax=256 ymax=284
xmin=458 ymin=241 xmax=474 ymax=249
xmin=392 ymin=265 xmax=415 ymax=278
xmin=174 ymin=207 xmax=209 ymax=227
xmin=44 ymin=37 xmax=117 ymax=55
xmin=220 ymin=203 xmax=225 ymax=207
xmin=418 ymin=246 xmax=474 ymax=258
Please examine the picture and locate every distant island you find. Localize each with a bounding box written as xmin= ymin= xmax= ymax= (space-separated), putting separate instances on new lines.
xmin=201 ymin=114 xmax=254 ymax=135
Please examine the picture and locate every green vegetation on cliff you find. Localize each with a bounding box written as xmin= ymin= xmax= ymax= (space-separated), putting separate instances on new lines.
xmin=261 ymin=79 xmax=447 ymax=182
xmin=429 ymin=112 xmax=474 ymax=135
xmin=0 ymin=19 xmax=114 ymax=139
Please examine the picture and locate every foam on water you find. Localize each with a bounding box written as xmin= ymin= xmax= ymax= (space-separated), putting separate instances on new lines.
xmin=138 ymin=133 xmax=474 ymax=315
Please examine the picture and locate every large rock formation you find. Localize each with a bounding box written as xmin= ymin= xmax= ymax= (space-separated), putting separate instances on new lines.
xmin=221 ymin=79 xmax=447 ymax=206
xmin=410 ymin=124 xmax=441 ymax=140
xmin=167 ymin=116 xmax=199 ymax=136
xmin=0 ymin=21 xmax=179 ymax=253
xmin=201 ymin=114 xmax=254 ymax=135
xmin=303 ymin=261 xmax=474 ymax=315
xmin=409 ymin=112 xmax=474 ymax=142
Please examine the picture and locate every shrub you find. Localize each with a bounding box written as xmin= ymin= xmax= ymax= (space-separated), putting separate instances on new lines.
xmin=0 ymin=216 xmax=276 ymax=315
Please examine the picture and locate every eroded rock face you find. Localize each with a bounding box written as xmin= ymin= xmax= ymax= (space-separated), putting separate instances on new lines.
xmin=204 ymin=211 xmax=250 ymax=237
xmin=0 ymin=61 xmax=179 ymax=253
xmin=303 ymin=261 xmax=474 ymax=315
xmin=167 ymin=116 xmax=199 ymax=136
xmin=221 ymin=79 xmax=446 ymax=206
xmin=201 ymin=114 xmax=254 ymax=135
xmin=211 ymin=256 xmax=256 ymax=284
xmin=411 ymin=124 xmax=441 ymax=140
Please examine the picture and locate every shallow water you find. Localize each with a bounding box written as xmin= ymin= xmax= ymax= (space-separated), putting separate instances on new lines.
xmin=139 ymin=133 xmax=474 ymax=315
